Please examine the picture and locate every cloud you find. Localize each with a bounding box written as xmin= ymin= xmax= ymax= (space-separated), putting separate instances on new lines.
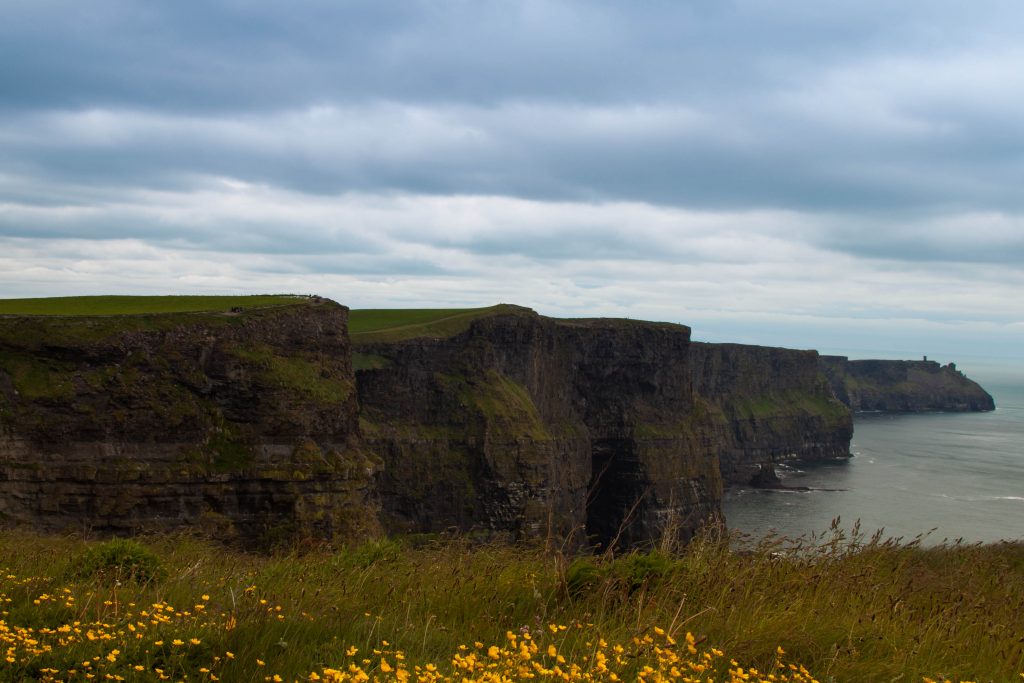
xmin=4 ymin=92 xmax=1024 ymax=218
xmin=1 ymin=0 xmax=1023 ymax=359
xmin=2 ymin=188 xmax=1021 ymax=322
xmin=4 ymin=1 xmax=1024 ymax=216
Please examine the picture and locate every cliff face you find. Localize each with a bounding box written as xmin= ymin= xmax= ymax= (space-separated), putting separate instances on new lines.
xmin=355 ymin=310 xmax=722 ymax=551
xmin=0 ymin=301 xmax=380 ymax=546
xmin=691 ymin=343 xmax=853 ymax=486
xmin=0 ymin=298 xmax=879 ymax=548
xmin=819 ymin=357 xmax=995 ymax=412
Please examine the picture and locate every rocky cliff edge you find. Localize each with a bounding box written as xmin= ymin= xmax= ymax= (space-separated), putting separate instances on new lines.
xmin=0 ymin=298 xmax=380 ymax=546
xmin=5 ymin=298 xmax=992 ymax=549
xmin=819 ymin=356 xmax=995 ymax=412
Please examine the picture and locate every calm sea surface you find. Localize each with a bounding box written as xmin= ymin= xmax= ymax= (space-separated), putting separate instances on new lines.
xmin=722 ymin=364 xmax=1024 ymax=544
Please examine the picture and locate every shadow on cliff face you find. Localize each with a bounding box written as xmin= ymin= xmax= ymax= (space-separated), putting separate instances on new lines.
xmin=585 ymin=438 xmax=651 ymax=553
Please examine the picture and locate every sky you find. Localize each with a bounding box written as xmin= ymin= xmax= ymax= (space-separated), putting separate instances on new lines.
xmin=2 ymin=1 xmax=1023 ymax=363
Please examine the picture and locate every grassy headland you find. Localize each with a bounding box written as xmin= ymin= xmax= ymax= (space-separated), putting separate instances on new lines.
xmin=0 ymin=295 xmax=308 ymax=316
xmin=0 ymin=528 xmax=1020 ymax=682
xmin=349 ymin=305 xmax=530 ymax=344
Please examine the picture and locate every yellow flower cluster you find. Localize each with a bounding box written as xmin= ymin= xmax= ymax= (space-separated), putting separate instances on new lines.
xmin=307 ymin=625 xmax=818 ymax=683
xmin=0 ymin=571 xmax=255 ymax=681
xmin=2 ymin=570 xmax=1011 ymax=683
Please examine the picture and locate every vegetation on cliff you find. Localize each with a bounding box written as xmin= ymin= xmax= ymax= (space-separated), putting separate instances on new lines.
xmin=0 ymin=297 xmax=375 ymax=544
xmin=0 ymin=528 xmax=1020 ymax=682
xmin=0 ymin=295 xmax=308 ymax=317
xmin=819 ymin=357 xmax=995 ymax=412
xmin=349 ymin=305 xmax=530 ymax=344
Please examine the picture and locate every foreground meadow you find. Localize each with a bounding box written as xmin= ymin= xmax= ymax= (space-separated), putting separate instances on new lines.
xmin=0 ymin=528 xmax=1021 ymax=682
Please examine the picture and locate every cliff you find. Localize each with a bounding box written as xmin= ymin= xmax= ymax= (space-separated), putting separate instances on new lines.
xmin=819 ymin=357 xmax=995 ymax=412
xmin=0 ymin=297 xmax=873 ymax=549
xmin=691 ymin=343 xmax=853 ymax=486
xmin=0 ymin=298 xmax=380 ymax=546
xmin=354 ymin=307 xmax=721 ymax=551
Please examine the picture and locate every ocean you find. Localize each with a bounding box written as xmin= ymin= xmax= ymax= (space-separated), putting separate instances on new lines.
xmin=722 ymin=362 xmax=1024 ymax=545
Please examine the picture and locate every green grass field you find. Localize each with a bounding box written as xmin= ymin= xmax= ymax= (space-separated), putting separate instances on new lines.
xmin=0 ymin=528 xmax=1020 ymax=682
xmin=349 ymin=305 xmax=528 ymax=343
xmin=0 ymin=295 xmax=308 ymax=316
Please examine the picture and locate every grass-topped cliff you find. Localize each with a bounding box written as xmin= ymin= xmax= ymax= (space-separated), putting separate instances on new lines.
xmin=349 ymin=304 xmax=532 ymax=343
xmin=0 ymin=295 xmax=993 ymax=550
xmin=353 ymin=305 xmax=716 ymax=549
xmin=0 ymin=294 xmax=308 ymax=316
xmin=819 ymin=356 xmax=995 ymax=412
xmin=0 ymin=295 xmax=377 ymax=545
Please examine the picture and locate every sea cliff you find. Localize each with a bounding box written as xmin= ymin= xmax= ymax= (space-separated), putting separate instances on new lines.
xmin=691 ymin=343 xmax=852 ymax=486
xmin=0 ymin=297 xmax=995 ymax=548
xmin=355 ymin=308 xmax=720 ymax=550
xmin=819 ymin=356 xmax=995 ymax=412
xmin=0 ymin=299 xmax=380 ymax=546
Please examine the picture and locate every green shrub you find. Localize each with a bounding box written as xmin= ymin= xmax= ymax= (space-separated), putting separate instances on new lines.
xmin=73 ymin=538 xmax=166 ymax=583
xmin=611 ymin=550 xmax=676 ymax=591
xmin=564 ymin=557 xmax=602 ymax=596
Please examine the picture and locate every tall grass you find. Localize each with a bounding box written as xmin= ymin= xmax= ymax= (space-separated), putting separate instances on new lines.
xmin=0 ymin=527 xmax=1020 ymax=682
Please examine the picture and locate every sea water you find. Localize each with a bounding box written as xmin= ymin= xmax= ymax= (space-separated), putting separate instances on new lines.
xmin=722 ymin=363 xmax=1024 ymax=544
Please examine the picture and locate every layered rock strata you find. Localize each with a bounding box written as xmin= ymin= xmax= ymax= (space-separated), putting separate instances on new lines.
xmin=0 ymin=301 xmax=379 ymax=546
xmin=355 ymin=310 xmax=722 ymax=551
xmin=11 ymin=299 xmax=994 ymax=549
xmin=690 ymin=343 xmax=853 ymax=486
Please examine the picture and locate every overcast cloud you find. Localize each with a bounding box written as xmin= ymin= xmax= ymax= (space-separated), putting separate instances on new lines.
xmin=2 ymin=0 xmax=1023 ymax=361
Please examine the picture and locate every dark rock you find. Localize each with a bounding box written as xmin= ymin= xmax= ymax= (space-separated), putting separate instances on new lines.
xmin=356 ymin=310 xmax=721 ymax=552
xmin=749 ymin=463 xmax=784 ymax=488
xmin=819 ymin=357 xmax=995 ymax=412
xmin=0 ymin=302 xmax=380 ymax=547
xmin=691 ymin=343 xmax=853 ymax=486
xmin=8 ymin=299 xmax=959 ymax=551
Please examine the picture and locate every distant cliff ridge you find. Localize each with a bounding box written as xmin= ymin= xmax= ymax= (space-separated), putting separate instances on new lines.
xmin=0 ymin=297 xmax=996 ymax=548
xmin=819 ymin=356 xmax=995 ymax=412
xmin=353 ymin=309 xmax=856 ymax=545
xmin=691 ymin=343 xmax=852 ymax=486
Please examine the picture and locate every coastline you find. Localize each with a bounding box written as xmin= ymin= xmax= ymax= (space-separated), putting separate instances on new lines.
xmin=724 ymin=356 xmax=1024 ymax=545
